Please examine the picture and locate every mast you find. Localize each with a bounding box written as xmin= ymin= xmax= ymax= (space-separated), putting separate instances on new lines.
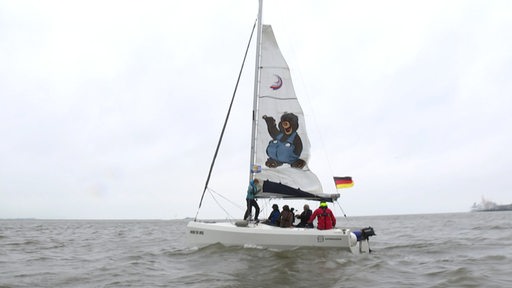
xmin=249 ymin=0 xmax=263 ymax=182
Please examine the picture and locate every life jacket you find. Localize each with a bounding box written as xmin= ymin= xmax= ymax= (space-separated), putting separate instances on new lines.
xmin=310 ymin=207 xmax=335 ymax=230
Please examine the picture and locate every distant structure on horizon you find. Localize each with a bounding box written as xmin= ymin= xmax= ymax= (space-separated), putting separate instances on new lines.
xmin=471 ymin=197 xmax=512 ymax=212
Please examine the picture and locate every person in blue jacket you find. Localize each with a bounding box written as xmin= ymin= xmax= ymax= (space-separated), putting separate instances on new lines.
xmin=263 ymin=204 xmax=281 ymax=226
xmin=243 ymin=178 xmax=261 ymax=221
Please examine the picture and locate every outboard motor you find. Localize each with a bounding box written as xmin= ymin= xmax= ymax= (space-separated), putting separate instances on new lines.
xmin=361 ymin=226 xmax=376 ymax=240
xmin=353 ymin=226 xmax=376 ymax=253
xmin=353 ymin=226 xmax=376 ymax=240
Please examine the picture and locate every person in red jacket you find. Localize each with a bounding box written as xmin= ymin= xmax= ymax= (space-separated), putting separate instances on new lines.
xmin=308 ymin=201 xmax=336 ymax=230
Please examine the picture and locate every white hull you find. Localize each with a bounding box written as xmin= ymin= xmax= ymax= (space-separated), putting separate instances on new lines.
xmin=187 ymin=221 xmax=372 ymax=253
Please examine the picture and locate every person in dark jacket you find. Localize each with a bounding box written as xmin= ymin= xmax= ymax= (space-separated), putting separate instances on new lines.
xmin=280 ymin=205 xmax=294 ymax=228
xmin=295 ymin=204 xmax=313 ymax=227
xmin=263 ymin=204 xmax=280 ymax=225
xmin=308 ymin=201 xmax=336 ymax=230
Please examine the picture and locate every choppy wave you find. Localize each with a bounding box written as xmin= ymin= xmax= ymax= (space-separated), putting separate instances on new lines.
xmin=1 ymin=213 xmax=511 ymax=287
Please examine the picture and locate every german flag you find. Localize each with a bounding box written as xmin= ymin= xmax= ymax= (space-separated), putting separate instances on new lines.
xmin=334 ymin=176 xmax=353 ymax=189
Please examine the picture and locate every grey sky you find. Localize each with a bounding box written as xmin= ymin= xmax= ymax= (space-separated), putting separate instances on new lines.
xmin=1 ymin=0 xmax=511 ymax=219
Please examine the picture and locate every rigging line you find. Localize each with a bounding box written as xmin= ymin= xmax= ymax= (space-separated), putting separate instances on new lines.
xmin=335 ymin=200 xmax=348 ymax=219
xmin=269 ymin=19 xmax=340 ymax=201
xmin=209 ymin=188 xmax=245 ymax=211
xmin=274 ymin=18 xmax=340 ymax=195
xmin=208 ymin=189 xmax=236 ymax=222
xmin=194 ymin=19 xmax=258 ymax=222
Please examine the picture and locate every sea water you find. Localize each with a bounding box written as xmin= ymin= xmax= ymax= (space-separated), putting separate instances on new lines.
xmin=1 ymin=212 xmax=510 ymax=288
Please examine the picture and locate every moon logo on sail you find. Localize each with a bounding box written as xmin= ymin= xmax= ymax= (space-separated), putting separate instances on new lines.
xmin=270 ymin=74 xmax=282 ymax=90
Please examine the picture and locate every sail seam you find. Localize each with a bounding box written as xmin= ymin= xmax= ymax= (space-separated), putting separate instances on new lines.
xmin=259 ymin=95 xmax=297 ymax=100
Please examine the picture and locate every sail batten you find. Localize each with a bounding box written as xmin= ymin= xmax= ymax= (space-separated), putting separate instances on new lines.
xmin=259 ymin=96 xmax=297 ymax=100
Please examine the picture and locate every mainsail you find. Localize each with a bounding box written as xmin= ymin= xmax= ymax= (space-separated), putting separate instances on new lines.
xmin=253 ymin=25 xmax=338 ymax=201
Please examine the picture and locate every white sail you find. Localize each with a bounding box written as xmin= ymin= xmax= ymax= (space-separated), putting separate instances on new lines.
xmin=253 ymin=25 xmax=337 ymax=201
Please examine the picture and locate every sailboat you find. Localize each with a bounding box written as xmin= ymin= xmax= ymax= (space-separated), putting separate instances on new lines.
xmin=187 ymin=0 xmax=375 ymax=253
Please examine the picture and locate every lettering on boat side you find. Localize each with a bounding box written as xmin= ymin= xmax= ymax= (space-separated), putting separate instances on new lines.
xmin=325 ymin=237 xmax=342 ymax=241
xmin=190 ymin=230 xmax=204 ymax=235
xmin=317 ymin=236 xmax=342 ymax=242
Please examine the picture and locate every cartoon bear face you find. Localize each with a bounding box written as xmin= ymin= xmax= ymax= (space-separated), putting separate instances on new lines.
xmin=279 ymin=113 xmax=299 ymax=135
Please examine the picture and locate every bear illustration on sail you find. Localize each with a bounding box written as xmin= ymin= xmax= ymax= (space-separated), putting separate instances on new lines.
xmin=262 ymin=112 xmax=306 ymax=169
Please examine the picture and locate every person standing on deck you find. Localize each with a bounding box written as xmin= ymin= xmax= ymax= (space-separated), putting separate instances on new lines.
xmin=243 ymin=179 xmax=261 ymax=221
xmin=308 ymin=201 xmax=336 ymax=230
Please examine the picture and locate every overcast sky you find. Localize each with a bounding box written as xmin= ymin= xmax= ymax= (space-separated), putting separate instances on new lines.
xmin=1 ymin=0 xmax=511 ymax=219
